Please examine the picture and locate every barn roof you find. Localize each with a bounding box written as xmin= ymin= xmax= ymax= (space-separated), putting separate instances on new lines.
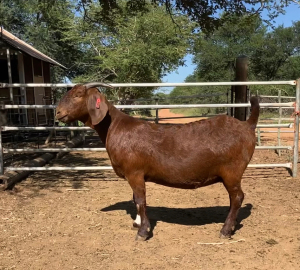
xmin=0 ymin=27 xmax=66 ymax=69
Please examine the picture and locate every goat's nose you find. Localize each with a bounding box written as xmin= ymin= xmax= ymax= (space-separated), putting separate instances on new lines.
xmin=55 ymin=110 xmax=61 ymax=117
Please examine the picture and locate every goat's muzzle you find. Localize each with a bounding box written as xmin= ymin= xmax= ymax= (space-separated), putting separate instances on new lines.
xmin=55 ymin=109 xmax=69 ymax=122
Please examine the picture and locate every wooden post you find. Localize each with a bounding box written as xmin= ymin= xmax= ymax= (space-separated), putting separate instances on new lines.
xmin=6 ymin=48 xmax=13 ymax=104
xmin=234 ymin=55 xmax=248 ymax=121
xmin=17 ymin=52 xmax=27 ymax=125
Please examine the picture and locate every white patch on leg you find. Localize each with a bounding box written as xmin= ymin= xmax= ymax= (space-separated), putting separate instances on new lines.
xmin=134 ymin=214 xmax=141 ymax=226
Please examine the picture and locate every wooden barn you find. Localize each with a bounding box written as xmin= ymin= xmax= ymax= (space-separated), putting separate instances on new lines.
xmin=0 ymin=27 xmax=66 ymax=126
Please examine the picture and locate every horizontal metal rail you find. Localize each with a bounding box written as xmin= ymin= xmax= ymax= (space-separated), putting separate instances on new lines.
xmin=158 ymin=114 xmax=227 ymax=120
xmin=255 ymin=146 xmax=292 ymax=150
xmin=260 ymin=118 xmax=293 ymax=121
xmin=2 ymin=145 xmax=292 ymax=154
xmin=121 ymin=93 xmax=227 ymax=102
xmin=259 ymin=95 xmax=295 ymax=99
xmin=2 ymin=102 xmax=295 ymax=110
xmin=256 ymin=130 xmax=294 ymax=133
xmin=260 ymin=107 xmax=294 ymax=109
xmin=256 ymin=124 xmax=293 ymax=128
xmin=0 ymin=81 xmax=296 ymax=88
xmin=3 ymin=148 xmax=107 ymax=153
xmin=1 ymin=123 xmax=293 ymax=131
xmin=2 ymin=126 xmax=90 ymax=131
xmin=5 ymin=166 xmax=114 ymax=171
xmin=4 ymin=163 xmax=292 ymax=171
xmin=247 ymin=163 xmax=292 ymax=168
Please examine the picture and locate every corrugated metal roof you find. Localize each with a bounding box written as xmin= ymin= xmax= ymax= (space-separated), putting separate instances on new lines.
xmin=0 ymin=27 xmax=66 ymax=69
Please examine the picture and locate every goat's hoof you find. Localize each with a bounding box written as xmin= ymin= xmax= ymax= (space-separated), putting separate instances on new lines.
xmin=219 ymin=223 xmax=236 ymax=238
xmin=135 ymin=234 xmax=148 ymax=241
xmin=219 ymin=231 xmax=231 ymax=239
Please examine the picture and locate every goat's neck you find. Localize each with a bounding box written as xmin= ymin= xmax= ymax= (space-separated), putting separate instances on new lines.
xmin=91 ymin=102 xmax=123 ymax=146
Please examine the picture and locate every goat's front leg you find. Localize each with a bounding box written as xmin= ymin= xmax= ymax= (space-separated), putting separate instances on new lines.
xmin=128 ymin=176 xmax=150 ymax=241
xmin=132 ymin=193 xmax=141 ymax=229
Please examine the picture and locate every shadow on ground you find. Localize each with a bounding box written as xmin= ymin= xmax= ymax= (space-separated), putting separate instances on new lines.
xmin=101 ymin=201 xmax=253 ymax=239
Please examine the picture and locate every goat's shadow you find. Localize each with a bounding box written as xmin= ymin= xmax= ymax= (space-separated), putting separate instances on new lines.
xmin=101 ymin=201 xmax=253 ymax=240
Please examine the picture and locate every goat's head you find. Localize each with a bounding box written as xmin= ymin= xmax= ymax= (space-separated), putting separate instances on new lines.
xmin=56 ymin=82 xmax=113 ymax=125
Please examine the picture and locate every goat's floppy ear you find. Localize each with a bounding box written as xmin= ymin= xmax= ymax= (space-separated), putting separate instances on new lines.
xmin=86 ymin=93 xmax=108 ymax=125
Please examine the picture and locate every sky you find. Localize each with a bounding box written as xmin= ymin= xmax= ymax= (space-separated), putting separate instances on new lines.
xmin=161 ymin=2 xmax=300 ymax=92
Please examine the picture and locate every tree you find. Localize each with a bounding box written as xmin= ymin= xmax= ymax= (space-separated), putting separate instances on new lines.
xmin=251 ymin=21 xmax=300 ymax=80
xmin=192 ymin=16 xmax=300 ymax=82
xmin=77 ymin=0 xmax=298 ymax=33
xmin=0 ymin=0 xmax=195 ymax=102
xmin=193 ymin=14 xmax=266 ymax=83
xmin=74 ymin=0 xmax=195 ymax=101
xmin=170 ymin=15 xmax=300 ymax=108
xmin=0 ymin=0 xmax=87 ymax=81
xmin=0 ymin=0 xmax=28 ymax=35
xmin=277 ymin=55 xmax=300 ymax=80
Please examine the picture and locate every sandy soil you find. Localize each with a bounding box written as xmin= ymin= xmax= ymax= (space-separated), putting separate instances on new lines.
xmin=1 ymin=110 xmax=300 ymax=270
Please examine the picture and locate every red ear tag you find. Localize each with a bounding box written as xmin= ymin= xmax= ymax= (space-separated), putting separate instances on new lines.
xmin=96 ymin=98 xmax=101 ymax=109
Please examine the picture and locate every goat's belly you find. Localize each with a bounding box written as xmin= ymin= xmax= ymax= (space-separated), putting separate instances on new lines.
xmin=146 ymin=175 xmax=221 ymax=189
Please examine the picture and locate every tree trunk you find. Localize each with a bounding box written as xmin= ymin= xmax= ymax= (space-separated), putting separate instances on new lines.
xmin=1 ymin=133 xmax=85 ymax=190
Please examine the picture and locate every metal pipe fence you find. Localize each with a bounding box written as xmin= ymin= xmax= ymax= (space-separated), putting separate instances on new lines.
xmin=4 ymin=163 xmax=293 ymax=171
xmin=0 ymin=80 xmax=299 ymax=177
xmin=2 ymin=145 xmax=292 ymax=154
xmin=1 ymin=123 xmax=293 ymax=131
xmin=293 ymin=81 xmax=300 ymax=177
xmin=1 ymin=102 xmax=294 ymax=109
xmin=256 ymin=89 xmax=296 ymax=152
xmin=0 ymin=81 xmax=297 ymax=88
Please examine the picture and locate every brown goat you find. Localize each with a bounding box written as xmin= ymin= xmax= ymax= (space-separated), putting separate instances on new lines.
xmin=56 ymin=82 xmax=260 ymax=241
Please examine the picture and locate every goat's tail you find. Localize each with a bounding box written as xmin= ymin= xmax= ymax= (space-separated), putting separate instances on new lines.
xmin=247 ymin=96 xmax=260 ymax=129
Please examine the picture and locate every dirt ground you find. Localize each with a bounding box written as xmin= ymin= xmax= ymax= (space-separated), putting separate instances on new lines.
xmin=1 ymin=110 xmax=300 ymax=270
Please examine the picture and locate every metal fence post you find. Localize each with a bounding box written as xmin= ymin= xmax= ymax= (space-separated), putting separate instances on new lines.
xmin=0 ymin=127 xmax=3 ymax=175
xmin=256 ymin=89 xmax=261 ymax=146
xmin=226 ymin=89 xmax=230 ymax=116
xmin=155 ymin=98 xmax=159 ymax=124
xmin=277 ymin=90 xmax=282 ymax=156
xmin=257 ymin=128 xmax=261 ymax=146
xmin=292 ymin=79 xmax=300 ymax=177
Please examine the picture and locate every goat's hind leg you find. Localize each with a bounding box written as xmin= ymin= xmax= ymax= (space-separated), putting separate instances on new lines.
xmin=220 ymin=176 xmax=244 ymax=239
